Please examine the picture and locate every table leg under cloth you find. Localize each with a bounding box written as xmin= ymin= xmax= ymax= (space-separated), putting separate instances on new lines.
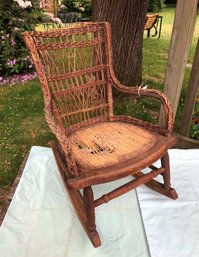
xmin=0 ymin=146 xmax=150 ymax=257
xmin=1 ymin=147 xmax=199 ymax=257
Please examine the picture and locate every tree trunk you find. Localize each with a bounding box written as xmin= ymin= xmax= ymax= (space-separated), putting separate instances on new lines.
xmin=92 ymin=0 xmax=148 ymax=86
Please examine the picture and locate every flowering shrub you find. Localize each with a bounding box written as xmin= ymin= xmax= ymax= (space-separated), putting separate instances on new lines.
xmin=0 ymin=72 xmax=37 ymax=85
xmin=58 ymin=0 xmax=91 ymax=19
xmin=42 ymin=12 xmax=62 ymax=25
xmin=0 ymin=0 xmax=43 ymax=77
xmin=14 ymin=0 xmax=32 ymax=8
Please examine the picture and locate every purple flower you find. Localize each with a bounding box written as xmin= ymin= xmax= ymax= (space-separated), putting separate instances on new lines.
xmin=7 ymin=34 xmax=9 ymax=38
xmin=7 ymin=59 xmax=17 ymax=66
xmin=7 ymin=60 xmax=12 ymax=66
xmin=11 ymin=38 xmax=16 ymax=46
xmin=0 ymin=72 xmax=37 ymax=85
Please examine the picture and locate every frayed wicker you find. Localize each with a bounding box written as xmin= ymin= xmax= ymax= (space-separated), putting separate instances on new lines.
xmin=70 ymin=121 xmax=156 ymax=169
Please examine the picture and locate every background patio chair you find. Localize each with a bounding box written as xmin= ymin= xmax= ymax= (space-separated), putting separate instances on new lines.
xmin=144 ymin=14 xmax=163 ymax=39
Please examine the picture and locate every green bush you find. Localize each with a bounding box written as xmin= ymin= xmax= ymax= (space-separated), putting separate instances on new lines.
xmin=164 ymin=0 xmax=176 ymax=4
xmin=148 ymin=0 xmax=165 ymax=12
xmin=190 ymin=98 xmax=199 ymax=140
xmin=0 ymin=0 xmax=43 ymax=77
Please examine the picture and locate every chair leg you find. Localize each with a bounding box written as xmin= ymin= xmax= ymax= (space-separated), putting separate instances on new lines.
xmin=160 ymin=152 xmax=178 ymax=199
xmin=67 ymin=186 xmax=101 ymax=247
xmin=83 ymin=187 xmax=96 ymax=232
xmin=161 ymin=152 xmax=171 ymax=189
xmin=133 ymin=151 xmax=178 ymax=200
xmin=49 ymin=141 xmax=101 ymax=247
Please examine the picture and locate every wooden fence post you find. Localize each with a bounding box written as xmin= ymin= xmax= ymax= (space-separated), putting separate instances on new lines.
xmin=179 ymin=37 xmax=199 ymax=136
xmin=159 ymin=0 xmax=198 ymax=126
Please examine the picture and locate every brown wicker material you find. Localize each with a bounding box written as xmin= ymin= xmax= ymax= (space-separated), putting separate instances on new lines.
xmin=23 ymin=22 xmax=178 ymax=247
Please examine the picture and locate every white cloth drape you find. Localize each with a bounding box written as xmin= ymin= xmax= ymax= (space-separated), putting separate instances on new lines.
xmin=0 ymin=147 xmax=199 ymax=257
xmin=0 ymin=146 xmax=150 ymax=257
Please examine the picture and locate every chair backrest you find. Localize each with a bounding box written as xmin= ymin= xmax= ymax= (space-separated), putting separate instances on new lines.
xmin=145 ymin=14 xmax=159 ymax=30
xmin=23 ymin=22 xmax=114 ymax=134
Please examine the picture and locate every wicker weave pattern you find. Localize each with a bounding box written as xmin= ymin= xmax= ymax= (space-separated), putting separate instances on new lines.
xmin=70 ymin=122 xmax=157 ymax=169
xmin=23 ymin=22 xmax=178 ymax=247
xmin=23 ymin=22 xmax=174 ymax=177
xmin=28 ymin=23 xmax=112 ymax=131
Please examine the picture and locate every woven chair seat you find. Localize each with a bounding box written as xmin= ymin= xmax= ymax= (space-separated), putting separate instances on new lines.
xmin=69 ymin=122 xmax=157 ymax=170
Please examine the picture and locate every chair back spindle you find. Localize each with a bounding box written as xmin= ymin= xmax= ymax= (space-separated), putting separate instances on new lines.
xmin=23 ymin=23 xmax=114 ymax=134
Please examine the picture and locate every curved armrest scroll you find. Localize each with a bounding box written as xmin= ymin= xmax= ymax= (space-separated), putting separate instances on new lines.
xmin=111 ymin=78 xmax=173 ymax=135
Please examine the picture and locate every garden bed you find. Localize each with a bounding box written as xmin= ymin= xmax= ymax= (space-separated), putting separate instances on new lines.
xmin=0 ymin=72 xmax=37 ymax=86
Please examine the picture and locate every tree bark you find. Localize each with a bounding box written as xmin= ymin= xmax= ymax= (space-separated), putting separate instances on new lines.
xmin=92 ymin=0 xmax=148 ymax=86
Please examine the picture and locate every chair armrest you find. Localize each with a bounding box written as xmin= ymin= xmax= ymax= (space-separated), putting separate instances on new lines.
xmin=44 ymin=98 xmax=79 ymax=176
xmin=111 ymin=78 xmax=173 ymax=135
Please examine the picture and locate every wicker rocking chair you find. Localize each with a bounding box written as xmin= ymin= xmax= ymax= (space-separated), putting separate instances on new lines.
xmin=23 ymin=22 xmax=178 ymax=247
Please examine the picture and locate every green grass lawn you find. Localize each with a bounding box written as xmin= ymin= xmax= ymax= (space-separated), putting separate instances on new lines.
xmin=0 ymin=81 xmax=55 ymax=186
xmin=0 ymin=6 xmax=199 ymax=188
xmin=143 ymin=6 xmax=199 ymax=130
